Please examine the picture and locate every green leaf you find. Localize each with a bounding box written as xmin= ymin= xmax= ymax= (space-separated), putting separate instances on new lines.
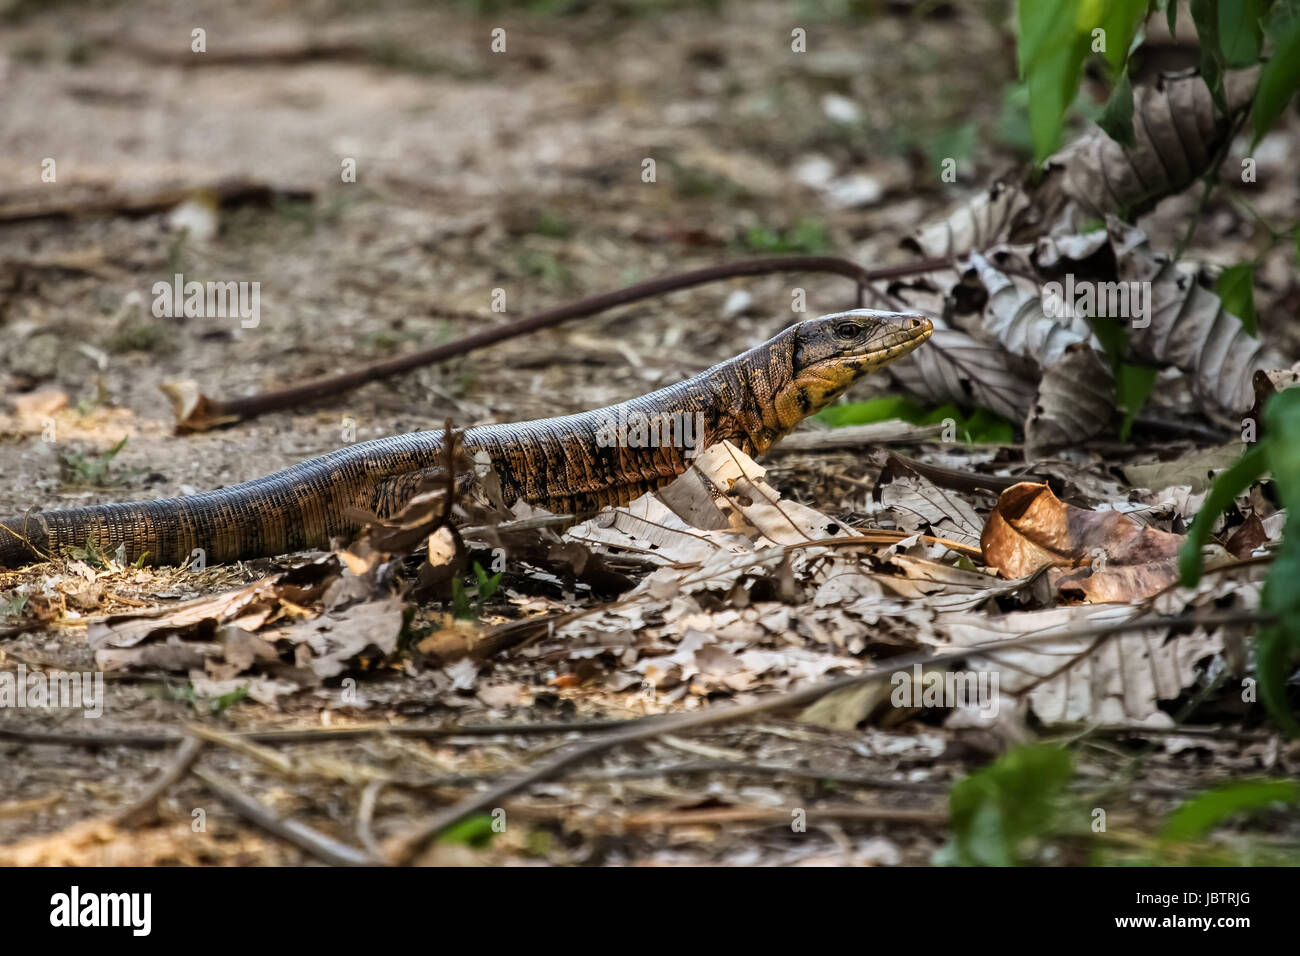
xmin=1097 ymin=63 xmax=1137 ymax=149
xmin=208 ymin=685 xmax=249 ymax=714
xmin=817 ymin=398 xmax=1015 ymax=444
xmin=1190 ymin=0 xmax=1230 ymax=112
xmin=1094 ymin=0 xmax=1149 ymax=71
xmin=816 ymin=395 xmax=923 ymax=428
xmin=1252 ymin=12 xmax=1300 ymax=147
xmin=1019 ymin=0 xmax=1090 ymax=162
xmin=926 ymin=121 xmax=979 ymax=172
xmin=438 ymin=813 xmax=498 ymax=847
xmin=1116 ymin=362 xmax=1158 ymax=439
xmin=939 ymin=744 xmax=1074 ymax=866
xmin=961 ymin=407 xmax=1017 ymax=444
xmin=1219 ymin=0 xmax=1268 ymax=67
xmin=1258 ymin=388 xmax=1300 ymax=733
xmin=1017 ymin=0 xmax=1146 ymax=162
xmin=1166 ymin=0 xmax=1178 ymax=35
xmin=1215 ymin=262 xmax=1259 ymax=336
xmin=1178 ymin=441 xmax=1268 ymax=586
xmin=1162 ymin=779 xmax=1300 ymax=842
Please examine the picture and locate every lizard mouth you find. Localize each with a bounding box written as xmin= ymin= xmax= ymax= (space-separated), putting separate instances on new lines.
xmin=847 ymin=314 xmax=933 ymax=363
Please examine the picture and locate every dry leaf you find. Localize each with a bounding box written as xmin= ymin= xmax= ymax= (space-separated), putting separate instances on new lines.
xmin=982 ymin=482 xmax=1183 ymax=602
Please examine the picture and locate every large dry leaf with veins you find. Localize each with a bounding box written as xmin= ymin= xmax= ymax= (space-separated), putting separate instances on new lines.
xmin=904 ymin=181 xmax=1034 ymax=260
xmin=936 ymin=604 xmax=1226 ymax=726
xmin=885 ymin=68 xmax=1268 ymax=434
xmin=887 ymin=323 xmax=1038 ymax=422
xmin=982 ymin=482 xmax=1183 ymax=603
xmin=968 ymin=249 xmax=1115 ymax=453
xmin=887 ymin=246 xmax=1115 ymax=451
xmin=1034 ymin=67 xmax=1259 ymax=229
xmin=890 ymin=218 xmax=1278 ymax=438
xmin=1123 ymin=441 xmax=1246 ymax=494
xmin=903 ymin=68 xmax=1258 ymax=260
xmin=878 ymin=473 xmax=984 ymax=550
xmin=1110 ymin=219 xmax=1284 ymax=414
xmin=1025 ymin=341 xmax=1116 ymax=455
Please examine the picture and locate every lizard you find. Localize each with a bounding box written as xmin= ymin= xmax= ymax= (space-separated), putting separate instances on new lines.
xmin=0 ymin=309 xmax=931 ymax=568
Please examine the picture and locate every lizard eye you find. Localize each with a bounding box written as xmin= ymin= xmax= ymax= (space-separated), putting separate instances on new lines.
xmin=834 ymin=321 xmax=860 ymax=339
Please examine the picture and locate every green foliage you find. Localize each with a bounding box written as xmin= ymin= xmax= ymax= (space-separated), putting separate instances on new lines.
xmin=1180 ymin=389 xmax=1300 ymax=734
xmin=1018 ymin=0 xmax=1300 ymax=163
xmin=738 ymin=218 xmax=829 ymax=255
xmin=529 ymin=208 xmax=572 ymax=239
xmin=925 ymin=121 xmax=979 ymax=173
xmin=817 ymin=395 xmax=1015 ymax=444
xmin=1190 ymin=0 xmax=1229 ymax=111
xmin=1115 ymin=362 xmax=1159 ymax=440
xmin=937 ymin=744 xmax=1075 ymax=866
xmin=939 ymin=743 xmax=1300 ymax=865
xmin=62 ymin=534 xmax=109 ymax=569
xmin=1252 ymin=8 xmax=1300 ymax=148
xmin=1219 ymin=0 xmax=1269 ymax=67
xmin=452 ymin=561 xmax=503 ymax=620
xmin=208 ymin=686 xmax=250 ymax=714
xmin=514 ymin=248 xmax=572 ymax=287
xmin=108 ymin=319 xmax=169 ymax=354
xmin=438 ymin=813 xmax=498 ymax=847
xmin=1179 ymin=441 xmax=1267 ymax=587
xmin=168 ymin=682 xmax=249 ymax=715
xmin=1016 ymin=0 xmax=1145 ymax=162
xmin=58 ymin=437 xmax=131 ymax=487
xmin=1162 ymin=779 xmax=1300 ymax=842
xmin=0 ymin=593 xmax=30 ymax=618
xmin=1215 ymin=262 xmax=1260 ymax=336
xmin=1097 ymin=61 xmax=1136 ymax=149
xmin=996 ymin=82 xmax=1036 ymax=156
xmin=668 ymin=161 xmax=747 ymax=200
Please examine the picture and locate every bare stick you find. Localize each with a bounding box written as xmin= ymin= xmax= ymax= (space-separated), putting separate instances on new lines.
xmin=0 ymin=718 xmax=630 ymax=749
xmin=617 ymin=805 xmax=948 ymax=828
xmin=191 ymin=766 xmax=379 ymax=866
xmin=113 ymin=736 xmax=207 ymax=827
xmin=179 ymin=254 xmax=950 ymax=428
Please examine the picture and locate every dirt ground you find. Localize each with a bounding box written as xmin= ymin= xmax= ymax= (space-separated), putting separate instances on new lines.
xmin=1 ymin=0 xmax=1296 ymax=866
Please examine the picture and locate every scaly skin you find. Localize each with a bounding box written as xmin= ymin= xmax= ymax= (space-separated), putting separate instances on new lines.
xmin=0 ymin=310 xmax=931 ymax=567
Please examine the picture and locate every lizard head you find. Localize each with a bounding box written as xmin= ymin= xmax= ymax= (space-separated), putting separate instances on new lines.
xmin=774 ymin=309 xmax=933 ymax=431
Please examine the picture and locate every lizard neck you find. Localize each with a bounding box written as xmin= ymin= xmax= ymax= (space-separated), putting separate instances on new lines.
xmin=700 ymin=327 xmax=800 ymax=456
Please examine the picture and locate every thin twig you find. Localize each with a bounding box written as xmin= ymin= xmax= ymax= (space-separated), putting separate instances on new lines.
xmin=0 ymin=718 xmax=632 ymax=749
xmin=573 ymin=760 xmax=950 ymax=792
xmin=112 ymin=736 xmax=207 ymax=827
xmin=356 ymin=781 xmax=385 ymax=860
xmin=191 ymin=766 xmax=379 ymax=866
xmin=183 ymin=254 xmax=950 ymax=427
xmin=616 ymin=805 xmax=947 ymax=828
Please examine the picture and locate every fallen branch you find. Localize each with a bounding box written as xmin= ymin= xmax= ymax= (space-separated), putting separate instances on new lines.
xmin=165 ymin=254 xmax=951 ymax=431
xmin=112 ymin=736 xmax=206 ymax=827
xmin=615 ymin=805 xmax=947 ymax=828
xmin=191 ymin=766 xmax=379 ymax=866
xmin=0 ymin=718 xmax=630 ymax=750
xmin=0 ymin=177 xmax=313 ymax=225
